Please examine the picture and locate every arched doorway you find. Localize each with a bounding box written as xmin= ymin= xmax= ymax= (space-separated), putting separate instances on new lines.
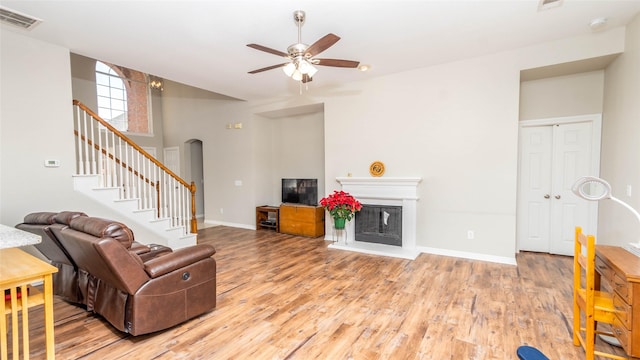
xmin=185 ymin=139 xmax=205 ymax=222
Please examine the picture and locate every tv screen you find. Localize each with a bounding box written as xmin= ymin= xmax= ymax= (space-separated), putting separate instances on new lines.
xmin=282 ymin=178 xmax=318 ymax=206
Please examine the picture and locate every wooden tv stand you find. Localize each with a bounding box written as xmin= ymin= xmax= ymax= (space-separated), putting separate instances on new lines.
xmin=256 ymin=206 xmax=280 ymax=232
xmin=279 ymin=204 xmax=325 ymax=238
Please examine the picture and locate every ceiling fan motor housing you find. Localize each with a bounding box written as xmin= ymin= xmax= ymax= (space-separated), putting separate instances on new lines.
xmin=287 ymin=43 xmax=308 ymax=58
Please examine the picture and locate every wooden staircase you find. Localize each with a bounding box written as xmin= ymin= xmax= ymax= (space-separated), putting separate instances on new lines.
xmin=72 ymin=100 xmax=197 ymax=249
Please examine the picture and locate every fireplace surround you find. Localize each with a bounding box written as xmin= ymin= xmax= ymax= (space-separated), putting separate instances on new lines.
xmin=328 ymin=177 xmax=422 ymax=260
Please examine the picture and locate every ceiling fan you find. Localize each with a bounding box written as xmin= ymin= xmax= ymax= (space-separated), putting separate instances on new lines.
xmin=247 ymin=10 xmax=360 ymax=83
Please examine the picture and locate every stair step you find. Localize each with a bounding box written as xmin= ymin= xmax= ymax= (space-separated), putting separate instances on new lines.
xmin=169 ymin=233 xmax=198 ymax=249
xmin=113 ymin=198 xmax=140 ymax=212
xmin=73 ymin=175 xmax=196 ymax=249
xmin=132 ymin=208 xmax=157 ymax=221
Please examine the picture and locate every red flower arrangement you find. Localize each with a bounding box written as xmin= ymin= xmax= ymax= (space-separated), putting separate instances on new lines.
xmin=319 ymin=190 xmax=362 ymax=221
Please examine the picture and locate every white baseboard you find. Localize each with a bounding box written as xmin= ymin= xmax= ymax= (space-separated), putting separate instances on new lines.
xmin=203 ymin=223 xmax=517 ymax=265
xmin=417 ymin=246 xmax=517 ymax=266
xmin=206 ymin=220 xmax=255 ymax=230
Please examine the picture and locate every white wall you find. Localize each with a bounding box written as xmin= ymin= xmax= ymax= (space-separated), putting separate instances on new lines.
xmin=161 ymin=80 xmax=326 ymax=226
xmin=272 ymin=112 xmax=325 ymax=203
xmin=323 ymin=54 xmax=520 ymax=259
xmin=599 ymin=13 xmax=640 ymax=246
xmin=160 ymin=80 xmax=255 ymax=228
xmin=0 ymin=30 xmax=76 ymax=225
xmin=519 ymin=71 xmax=605 ymax=120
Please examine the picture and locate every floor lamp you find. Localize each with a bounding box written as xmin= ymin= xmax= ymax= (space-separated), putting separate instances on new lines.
xmin=572 ymin=176 xmax=640 ymax=256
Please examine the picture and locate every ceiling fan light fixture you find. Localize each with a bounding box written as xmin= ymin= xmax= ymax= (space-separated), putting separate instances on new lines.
xmin=292 ymin=69 xmax=303 ymax=81
xmin=283 ymin=62 xmax=296 ymax=77
xmin=298 ymin=59 xmax=315 ymax=75
xmin=306 ymin=64 xmax=318 ymax=77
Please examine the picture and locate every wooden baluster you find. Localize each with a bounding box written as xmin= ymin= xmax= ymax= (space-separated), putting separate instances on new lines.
xmin=191 ymin=181 xmax=198 ymax=233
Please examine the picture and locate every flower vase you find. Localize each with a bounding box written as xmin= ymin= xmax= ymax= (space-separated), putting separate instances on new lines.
xmin=333 ymin=217 xmax=346 ymax=230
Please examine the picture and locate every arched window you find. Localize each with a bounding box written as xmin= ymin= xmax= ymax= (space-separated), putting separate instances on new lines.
xmin=95 ymin=61 xmax=150 ymax=134
xmin=96 ymin=61 xmax=128 ymax=131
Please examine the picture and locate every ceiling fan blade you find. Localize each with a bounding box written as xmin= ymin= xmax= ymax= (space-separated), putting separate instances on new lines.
xmin=302 ymin=74 xmax=313 ymax=83
xmin=315 ymin=58 xmax=360 ymax=68
xmin=248 ymin=63 xmax=289 ymax=74
xmin=305 ymin=33 xmax=340 ymax=57
xmin=246 ymin=44 xmax=289 ymax=58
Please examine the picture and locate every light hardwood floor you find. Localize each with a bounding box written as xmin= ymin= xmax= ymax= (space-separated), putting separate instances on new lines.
xmin=11 ymin=226 xmax=627 ymax=359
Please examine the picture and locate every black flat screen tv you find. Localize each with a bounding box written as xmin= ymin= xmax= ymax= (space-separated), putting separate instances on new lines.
xmin=282 ymin=178 xmax=318 ymax=206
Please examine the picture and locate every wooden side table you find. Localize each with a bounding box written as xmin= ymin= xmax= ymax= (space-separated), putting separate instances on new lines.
xmin=1 ymin=248 xmax=58 ymax=360
xmin=256 ymin=206 xmax=280 ymax=232
xmin=595 ymin=245 xmax=640 ymax=358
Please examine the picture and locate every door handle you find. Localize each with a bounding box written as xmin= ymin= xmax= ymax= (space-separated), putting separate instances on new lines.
xmin=544 ymin=194 xmax=550 ymax=199
xmin=555 ymin=195 xmax=561 ymax=199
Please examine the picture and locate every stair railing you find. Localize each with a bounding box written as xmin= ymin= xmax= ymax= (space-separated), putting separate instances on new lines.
xmin=72 ymin=100 xmax=197 ymax=235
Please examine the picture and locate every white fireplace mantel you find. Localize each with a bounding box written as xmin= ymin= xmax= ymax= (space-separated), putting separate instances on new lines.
xmin=328 ymin=177 xmax=422 ymax=260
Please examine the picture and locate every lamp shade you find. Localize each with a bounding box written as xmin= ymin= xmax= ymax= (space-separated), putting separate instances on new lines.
xmin=292 ymin=69 xmax=303 ymax=81
xmin=283 ymin=63 xmax=296 ymax=77
xmin=306 ymin=64 xmax=318 ymax=77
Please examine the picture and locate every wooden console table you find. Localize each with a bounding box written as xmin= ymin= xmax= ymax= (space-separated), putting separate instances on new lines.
xmin=1 ymin=248 xmax=58 ymax=360
xmin=595 ymin=245 xmax=640 ymax=358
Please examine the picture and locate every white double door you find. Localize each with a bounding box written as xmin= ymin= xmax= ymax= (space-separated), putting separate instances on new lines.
xmin=517 ymin=115 xmax=601 ymax=256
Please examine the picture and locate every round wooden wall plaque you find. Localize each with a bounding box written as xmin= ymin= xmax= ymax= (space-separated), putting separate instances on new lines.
xmin=369 ymin=161 xmax=385 ymax=177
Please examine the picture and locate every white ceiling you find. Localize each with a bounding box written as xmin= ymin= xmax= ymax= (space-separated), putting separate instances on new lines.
xmin=2 ymin=0 xmax=639 ymax=101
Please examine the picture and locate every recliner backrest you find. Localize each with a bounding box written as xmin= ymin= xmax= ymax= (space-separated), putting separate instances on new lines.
xmin=16 ymin=211 xmax=87 ymax=265
xmin=54 ymin=211 xmax=88 ymax=226
xmin=51 ymin=216 xmax=148 ymax=294
xmin=69 ymin=216 xmax=135 ymax=248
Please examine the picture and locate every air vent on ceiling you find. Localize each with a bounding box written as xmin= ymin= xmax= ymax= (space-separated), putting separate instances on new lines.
xmin=0 ymin=6 xmax=42 ymax=30
xmin=538 ymin=0 xmax=563 ymax=11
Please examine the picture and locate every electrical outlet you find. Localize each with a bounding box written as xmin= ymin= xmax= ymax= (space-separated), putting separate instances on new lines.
xmin=627 ymin=185 xmax=632 ymax=197
xmin=220 ymin=208 xmax=224 ymax=214
xmin=467 ymin=230 xmax=475 ymax=240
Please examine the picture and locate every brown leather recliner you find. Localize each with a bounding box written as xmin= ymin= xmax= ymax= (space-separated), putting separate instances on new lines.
xmin=17 ymin=211 xmax=174 ymax=307
xmin=49 ymin=216 xmax=216 ymax=335
xmin=16 ymin=211 xmax=88 ymax=304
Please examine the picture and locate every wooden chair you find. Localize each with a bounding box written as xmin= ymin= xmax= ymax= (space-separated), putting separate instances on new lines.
xmin=572 ymin=226 xmax=627 ymax=360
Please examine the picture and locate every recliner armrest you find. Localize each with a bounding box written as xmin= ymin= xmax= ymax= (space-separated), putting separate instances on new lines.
xmin=143 ymin=244 xmax=215 ymax=278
